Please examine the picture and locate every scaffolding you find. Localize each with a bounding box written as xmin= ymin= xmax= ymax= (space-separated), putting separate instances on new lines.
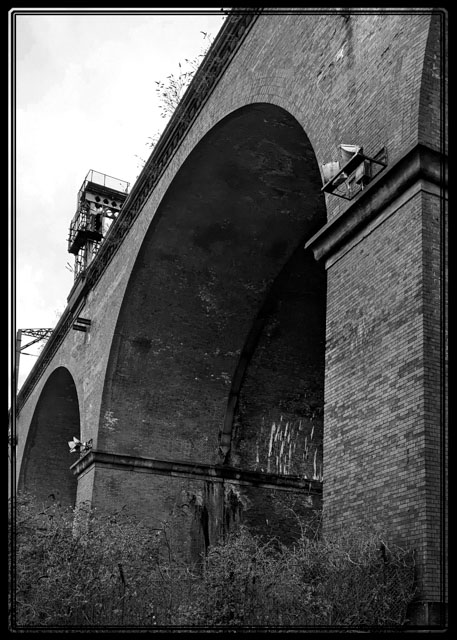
xmin=68 ymin=170 xmax=129 ymax=279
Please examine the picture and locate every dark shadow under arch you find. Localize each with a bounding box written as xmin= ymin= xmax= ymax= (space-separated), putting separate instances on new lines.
xmin=224 ymin=243 xmax=326 ymax=478
xmin=100 ymin=102 xmax=327 ymax=470
xmin=19 ymin=367 xmax=80 ymax=507
xmin=220 ymin=242 xmax=326 ymax=477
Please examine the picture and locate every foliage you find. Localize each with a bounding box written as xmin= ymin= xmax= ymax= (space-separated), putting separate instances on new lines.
xmin=176 ymin=522 xmax=416 ymax=627
xmin=10 ymin=493 xmax=416 ymax=629
xmin=10 ymin=493 xmax=167 ymax=626
xmin=154 ymin=31 xmax=213 ymax=120
xmin=135 ymin=32 xmax=214 ymax=173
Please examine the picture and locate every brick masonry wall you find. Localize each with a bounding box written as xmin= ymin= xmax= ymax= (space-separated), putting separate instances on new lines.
xmin=84 ymin=465 xmax=215 ymax=563
xmin=323 ymin=187 xmax=445 ymax=602
xmin=420 ymin=190 xmax=446 ymax=602
xmin=419 ymin=13 xmax=447 ymax=155
xmin=324 ymin=196 xmax=424 ymax=532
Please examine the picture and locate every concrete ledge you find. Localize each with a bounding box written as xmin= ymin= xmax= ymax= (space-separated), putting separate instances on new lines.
xmin=305 ymin=143 xmax=447 ymax=263
xmin=70 ymin=450 xmax=322 ymax=495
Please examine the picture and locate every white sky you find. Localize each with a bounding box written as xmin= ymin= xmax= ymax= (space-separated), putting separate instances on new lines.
xmin=11 ymin=9 xmax=227 ymax=395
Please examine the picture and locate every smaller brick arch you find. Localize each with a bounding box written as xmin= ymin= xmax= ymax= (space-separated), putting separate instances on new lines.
xmin=18 ymin=367 xmax=80 ymax=507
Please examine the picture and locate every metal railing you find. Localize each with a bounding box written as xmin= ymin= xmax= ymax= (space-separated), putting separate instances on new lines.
xmin=82 ymin=169 xmax=129 ymax=194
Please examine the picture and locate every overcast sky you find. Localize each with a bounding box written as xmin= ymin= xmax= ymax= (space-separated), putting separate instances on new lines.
xmin=12 ymin=9 xmax=227 ymax=394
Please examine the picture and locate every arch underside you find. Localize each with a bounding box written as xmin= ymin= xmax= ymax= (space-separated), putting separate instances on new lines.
xmin=18 ymin=367 xmax=80 ymax=506
xmin=100 ymin=103 xmax=327 ymax=476
xmin=227 ymin=243 xmax=325 ymax=478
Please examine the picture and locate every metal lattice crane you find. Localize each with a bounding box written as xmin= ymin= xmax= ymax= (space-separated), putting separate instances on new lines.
xmin=18 ymin=328 xmax=53 ymax=352
xmin=9 ymin=329 xmax=54 ymax=451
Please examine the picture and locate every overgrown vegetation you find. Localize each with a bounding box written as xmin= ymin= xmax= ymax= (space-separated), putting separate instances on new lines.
xmin=155 ymin=31 xmax=213 ymax=120
xmin=135 ymin=31 xmax=214 ymax=171
xmin=9 ymin=492 xmax=416 ymax=628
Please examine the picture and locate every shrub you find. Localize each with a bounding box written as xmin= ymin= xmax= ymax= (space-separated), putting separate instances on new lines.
xmin=10 ymin=492 xmax=167 ymax=626
xmin=176 ymin=522 xmax=416 ymax=627
xmin=9 ymin=493 xmax=416 ymax=629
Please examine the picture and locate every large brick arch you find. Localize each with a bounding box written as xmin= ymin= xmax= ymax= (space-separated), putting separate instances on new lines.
xmin=18 ymin=366 xmax=80 ymax=506
xmin=99 ymin=103 xmax=326 ymax=469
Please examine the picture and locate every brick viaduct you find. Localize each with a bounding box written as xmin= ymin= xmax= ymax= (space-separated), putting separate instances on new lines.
xmin=13 ymin=9 xmax=447 ymax=625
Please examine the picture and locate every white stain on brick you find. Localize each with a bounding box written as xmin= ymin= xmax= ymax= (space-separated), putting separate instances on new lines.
xmin=268 ymin=422 xmax=276 ymax=458
xmin=103 ymin=410 xmax=119 ymax=432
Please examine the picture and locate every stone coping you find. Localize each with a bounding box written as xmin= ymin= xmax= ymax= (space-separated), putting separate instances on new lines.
xmin=71 ymin=449 xmax=323 ymax=495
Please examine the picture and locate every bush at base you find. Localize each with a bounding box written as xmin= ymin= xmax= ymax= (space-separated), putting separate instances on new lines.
xmin=9 ymin=493 xmax=416 ymax=628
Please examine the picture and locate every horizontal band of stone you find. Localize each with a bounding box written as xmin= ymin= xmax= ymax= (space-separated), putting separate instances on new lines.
xmin=305 ymin=143 xmax=447 ymax=262
xmin=71 ymin=450 xmax=322 ymax=495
